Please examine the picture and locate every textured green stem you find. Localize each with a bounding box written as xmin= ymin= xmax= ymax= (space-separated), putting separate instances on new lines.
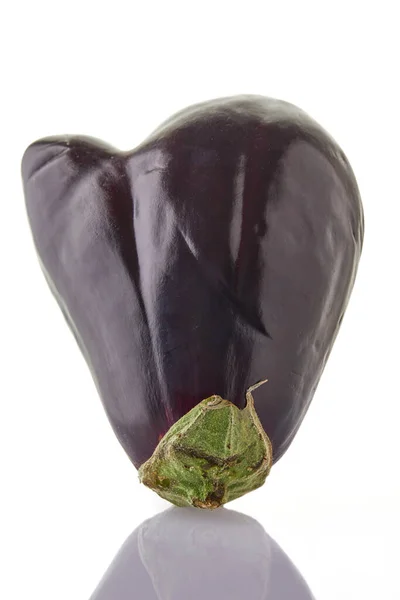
xmin=138 ymin=381 xmax=272 ymax=508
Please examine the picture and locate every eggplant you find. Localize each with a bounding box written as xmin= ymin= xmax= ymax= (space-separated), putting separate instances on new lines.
xmin=22 ymin=95 xmax=364 ymax=507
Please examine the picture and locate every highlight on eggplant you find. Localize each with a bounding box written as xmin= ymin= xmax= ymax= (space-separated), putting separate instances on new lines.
xmin=22 ymin=95 xmax=364 ymax=507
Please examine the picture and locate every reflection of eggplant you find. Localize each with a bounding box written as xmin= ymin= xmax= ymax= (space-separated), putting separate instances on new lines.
xmin=90 ymin=507 xmax=315 ymax=600
xmin=22 ymin=96 xmax=363 ymax=478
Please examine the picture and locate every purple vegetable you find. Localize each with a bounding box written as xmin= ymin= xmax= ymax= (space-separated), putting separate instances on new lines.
xmin=22 ymin=96 xmax=363 ymax=505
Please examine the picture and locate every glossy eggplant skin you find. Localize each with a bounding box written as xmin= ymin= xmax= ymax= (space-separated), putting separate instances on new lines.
xmin=22 ymin=96 xmax=364 ymax=469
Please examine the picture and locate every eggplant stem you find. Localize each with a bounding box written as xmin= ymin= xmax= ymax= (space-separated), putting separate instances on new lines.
xmin=139 ymin=380 xmax=273 ymax=509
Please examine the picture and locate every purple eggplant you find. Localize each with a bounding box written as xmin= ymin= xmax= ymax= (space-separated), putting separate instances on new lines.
xmin=22 ymin=96 xmax=363 ymax=506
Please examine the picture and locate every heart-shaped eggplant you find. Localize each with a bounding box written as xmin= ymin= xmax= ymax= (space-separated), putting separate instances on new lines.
xmin=22 ymin=96 xmax=363 ymax=506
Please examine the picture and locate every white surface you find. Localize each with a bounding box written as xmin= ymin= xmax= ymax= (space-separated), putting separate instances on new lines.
xmin=1 ymin=2 xmax=399 ymax=599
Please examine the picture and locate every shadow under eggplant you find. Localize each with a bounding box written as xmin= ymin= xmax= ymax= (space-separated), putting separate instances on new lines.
xmin=90 ymin=506 xmax=315 ymax=600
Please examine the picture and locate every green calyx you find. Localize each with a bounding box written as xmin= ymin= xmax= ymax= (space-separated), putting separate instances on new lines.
xmin=138 ymin=381 xmax=272 ymax=509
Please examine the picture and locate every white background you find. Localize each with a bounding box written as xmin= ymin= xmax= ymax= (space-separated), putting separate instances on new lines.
xmin=1 ymin=1 xmax=399 ymax=599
